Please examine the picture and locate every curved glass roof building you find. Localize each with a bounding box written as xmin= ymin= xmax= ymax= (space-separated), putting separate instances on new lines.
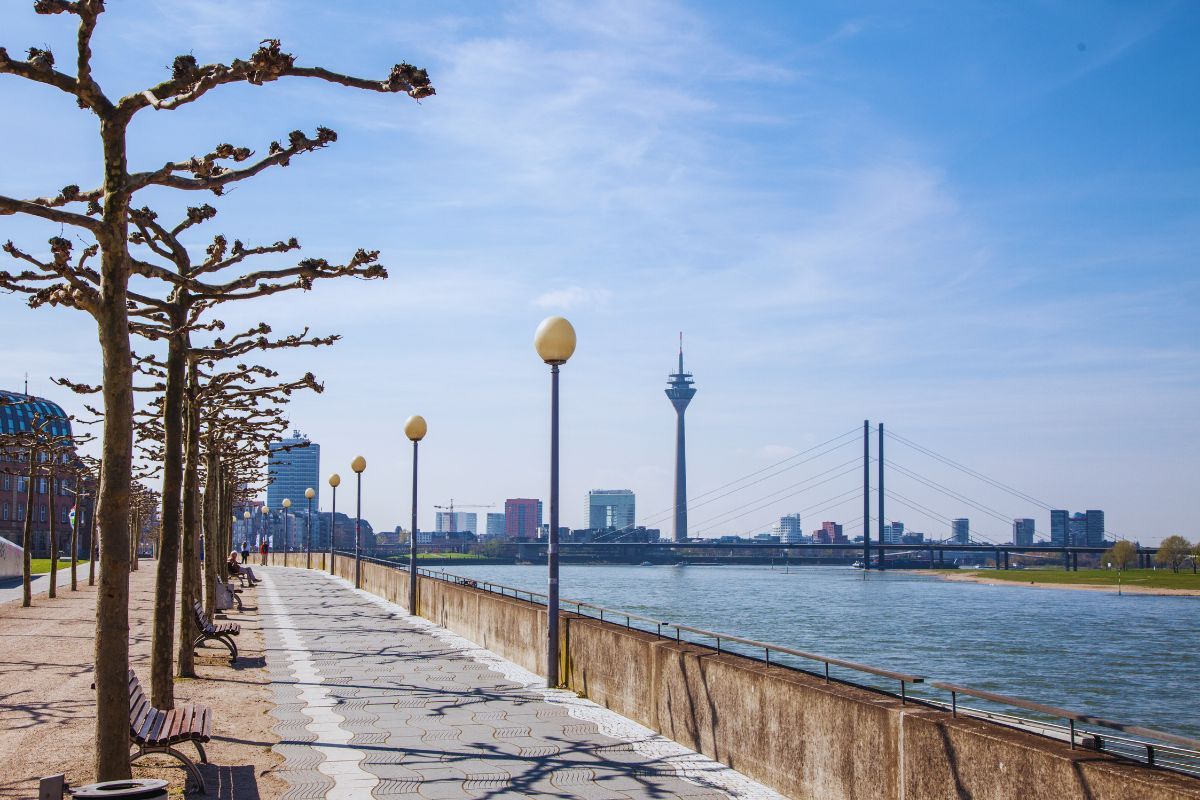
xmin=0 ymin=390 xmax=72 ymax=438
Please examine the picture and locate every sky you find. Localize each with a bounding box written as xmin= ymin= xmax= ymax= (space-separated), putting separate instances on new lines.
xmin=1 ymin=1 xmax=1197 ymax=545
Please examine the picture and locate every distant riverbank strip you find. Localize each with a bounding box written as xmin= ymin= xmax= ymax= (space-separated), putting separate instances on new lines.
xmin=916 ymin=568 xmax=1200 ymax=596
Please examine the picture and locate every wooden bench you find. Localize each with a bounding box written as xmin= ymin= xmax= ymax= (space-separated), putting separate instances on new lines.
xmin=192 ymin=600 xmax=240 ymax=661
xmin=128 ymin=670 xmax=211 ymax=793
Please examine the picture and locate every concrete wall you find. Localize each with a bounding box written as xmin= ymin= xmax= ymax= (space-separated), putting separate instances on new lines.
xmin=0 ymin=535 xmax=22 ymax=577
xmin=270 ymin=558 xmax=1200 ymax=800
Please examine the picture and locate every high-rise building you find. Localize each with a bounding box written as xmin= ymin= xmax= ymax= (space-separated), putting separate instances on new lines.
xmin=882 ymin=521 xmax=905 ymax=545
xmin=952 ymin=518 xmax=970 ymax=544
xmin=504 ymin=498 xmax=541 ymax=539
xmin=485 ymin=512 xmax=505 ymax=538
xmin=1013 ymin=518 xmax=1035 ymax=546
xmin=1068 ymin=512 xmax=1087 ymax=546
xmin=435 ymin=511 xmax=478 ymax=534
xmin=774 ymin=513 xmax=804 ymax=544
xmin=665 ymin=335 xmax=697 ymax=542
xmin=587 ymin=489 xmax=636 ymax=531
xmin=1050 ymin=510 xmax=1069 ymax=546
xmin=267 ymin=430 xmax=320 ymax=515
xmin=1085 ymin=510 xmax=1105 ymax=547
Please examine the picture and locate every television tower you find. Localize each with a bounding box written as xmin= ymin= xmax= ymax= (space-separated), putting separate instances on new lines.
xmin=665 ymin=333 xmax=697 ymax=542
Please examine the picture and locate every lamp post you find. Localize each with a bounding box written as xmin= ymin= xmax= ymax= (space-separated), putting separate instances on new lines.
xmin=282 ymin=498 xmax=292 ymax=556
xmin=404 ymin=415 xmax=427 ymax=614
xmin=534 ymin=315 xmax=576 ymax=688
xmin=305 ymin=487 xmax=315 ymax=569
xmin=261 ymin=505 xmax=269 ymax=564
xmin=243 ymin=510 xmax=250 ymax=558
xmin=328 ymin=473 xmax=341 ymax=574
xmin=352 ymin=456 xmax=366 ymax=588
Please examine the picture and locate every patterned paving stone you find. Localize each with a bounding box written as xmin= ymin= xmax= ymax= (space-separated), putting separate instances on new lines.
xmin=258 ymin=567 xmax=784 ymax=800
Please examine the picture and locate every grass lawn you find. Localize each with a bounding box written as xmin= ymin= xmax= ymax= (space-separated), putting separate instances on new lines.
xmin=415 ymin=552 xmax=489 ymax=560
xmin=28 ymin=558 xmax=89 ymax=574
xmin=967 ymin=568 xmax=1200 ymax=590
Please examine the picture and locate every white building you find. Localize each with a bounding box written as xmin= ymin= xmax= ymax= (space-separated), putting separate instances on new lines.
xmin=435 ymin=511 xmax=477 ymax=534
xmin=774 ymin=513 xmax=804 ymax=544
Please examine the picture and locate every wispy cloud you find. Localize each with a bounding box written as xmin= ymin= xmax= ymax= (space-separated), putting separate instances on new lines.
xmin=533 ymin=286 xmax=613 ymax=310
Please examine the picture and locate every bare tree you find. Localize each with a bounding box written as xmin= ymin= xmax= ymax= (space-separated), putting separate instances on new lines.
xmin=0 ymin=5 xmax=431 ymax=777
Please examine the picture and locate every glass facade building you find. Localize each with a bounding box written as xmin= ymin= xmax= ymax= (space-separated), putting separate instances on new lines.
xmin=267 ymin=431 xmax=320 ymax=516
xmin=586 ymin=489 xmax=636 ymax=532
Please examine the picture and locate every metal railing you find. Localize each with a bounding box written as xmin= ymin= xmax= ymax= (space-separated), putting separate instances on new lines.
xmin=931 ymin=681 xmax=1200 ymax=773
xmin=328 ymin=555 xmax=1200 ymax=777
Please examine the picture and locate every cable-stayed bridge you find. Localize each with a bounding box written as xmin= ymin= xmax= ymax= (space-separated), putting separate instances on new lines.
xmin=546 ymin=420 xmax=1156 ymax=570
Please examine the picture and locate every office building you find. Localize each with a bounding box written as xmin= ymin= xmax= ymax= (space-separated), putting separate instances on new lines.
xmin=267 ymin=430 xmax=320 ymax=514
xmin=587 ymin=489 xmax=636 ymax=531
xmin=436 ymin=511 xmax=477 ymax=534
xmin=1050 ymin=509 xmax=1069 ymax=546
xmin=774 ymin=513 xmax=803 ymax=544
xmin=1085 ymin=509 xmax=1105 ymax=547
xmin=505 ymin=498 xmax=541 ymax=539
xmin=1013 ymin=518 xmax=1035 ymax=547
xmin=485 ymin=512 xmax=505 ymax=538
xmin=812 ymin=521 xmax=845 ymax=544
xmin=952 ymin=518 xmax=970 ymax=544
xmin=882 ymin=521 xmax=905 ymax=545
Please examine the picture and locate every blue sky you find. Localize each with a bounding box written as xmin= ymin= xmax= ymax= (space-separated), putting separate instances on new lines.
xmin=1 ymin=1 xmax=1196 ymax=544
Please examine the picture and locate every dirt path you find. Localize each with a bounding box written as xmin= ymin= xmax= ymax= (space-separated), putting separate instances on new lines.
xmin=0 ymin=561 xmax=286 ymax=799
xmin=914 ymin=569 xmax=1200 ymax=596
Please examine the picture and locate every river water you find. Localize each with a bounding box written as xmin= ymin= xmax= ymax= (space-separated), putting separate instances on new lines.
xmin=444 ymin=563 xmax=1198 ymax=740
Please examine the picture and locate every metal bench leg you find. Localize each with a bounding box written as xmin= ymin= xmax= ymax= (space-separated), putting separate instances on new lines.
xmin=217 ymin=634 xmax=238 ymax=660
xmin=194 ymin=740 xmax=208 ymax=764
xmin=132 ymin=745 xmax=207 ymax=794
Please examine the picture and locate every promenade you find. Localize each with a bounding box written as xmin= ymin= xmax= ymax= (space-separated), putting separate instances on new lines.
xmin=258 ymin=567 xmax=781 ymax=800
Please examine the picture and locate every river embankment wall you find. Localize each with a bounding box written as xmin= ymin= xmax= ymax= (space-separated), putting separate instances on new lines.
xmin=270 ymin=553 xmax=1200 ymax=800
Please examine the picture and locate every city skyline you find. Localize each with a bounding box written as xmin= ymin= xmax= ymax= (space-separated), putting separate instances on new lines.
xmin=1 ymin=2 xmax=1195 ymax=545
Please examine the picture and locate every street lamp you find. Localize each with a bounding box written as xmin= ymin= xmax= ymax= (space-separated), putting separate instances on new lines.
xmin=404 ymin=415 xmax=427 ymax=614
xmin=352 ymin=455 xmax=366 ymax=588
xmin=534 ymin=315 xmax=576 ymax=688
xmin=261 ymin=506 xmax=269 ymax=565
xmin=305 ymin=488 xmax=315 ymax=569
xmin=282 ymin=498 xmax=292 ymax=555
xmin=242 ymin=510 xmax=250 ymax=558
xmin=328 ymin=473 xmax=341 ymax=575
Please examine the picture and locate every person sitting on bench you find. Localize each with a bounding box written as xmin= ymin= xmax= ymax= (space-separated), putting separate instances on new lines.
xmin=227 ymin=551 xmax=260 ymax=584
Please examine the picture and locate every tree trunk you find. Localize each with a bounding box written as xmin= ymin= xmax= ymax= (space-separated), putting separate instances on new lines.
xmin=48 ymin=466 xmax=57 ymax=598
xmin=88 ymin=461 xmax=101 ymax=588
xmin=93 ymin=114 xmax=135 ymax=783
xmin=70 ymin=471 xmax=80 ymax=591
xmin=177 ymin=362 xmax=201 ymax=678
xmin=150 ymin=322 xmax=187 ymax=707
xmin=21 ymin=442 xmax=37 ymax=608
xmin=203 ymin=446 xmax=221 ymax=619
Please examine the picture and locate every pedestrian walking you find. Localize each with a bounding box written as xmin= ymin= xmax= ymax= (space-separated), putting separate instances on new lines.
xmin=241 ymin=540 xmax=250 ymax=564
xmin=260 ymin=538 xmax=269 ymax=566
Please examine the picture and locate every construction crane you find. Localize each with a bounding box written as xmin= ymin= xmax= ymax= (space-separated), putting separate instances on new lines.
xmin=433 ymin=500 xmax=495 ymax=533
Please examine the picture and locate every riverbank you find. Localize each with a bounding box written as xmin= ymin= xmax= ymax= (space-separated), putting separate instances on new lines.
xmin=916 ymin=568 xmax=1200 ymax=596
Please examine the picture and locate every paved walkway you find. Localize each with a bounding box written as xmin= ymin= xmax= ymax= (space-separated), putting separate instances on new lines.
xmin=258 ymin=567 xmax=783 ymax=800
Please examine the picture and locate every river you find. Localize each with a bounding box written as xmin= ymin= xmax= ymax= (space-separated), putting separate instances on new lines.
xmin=442 ymin=563 xmax=1198 ymax=740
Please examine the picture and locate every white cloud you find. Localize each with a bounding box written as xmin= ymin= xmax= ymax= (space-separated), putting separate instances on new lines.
xmin=532 ymin=286 xmax=613 ymax=310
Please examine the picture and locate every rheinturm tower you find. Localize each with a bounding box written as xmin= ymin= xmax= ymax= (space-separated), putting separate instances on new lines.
xmin=665 ymin=334 xmax=697 ymax=542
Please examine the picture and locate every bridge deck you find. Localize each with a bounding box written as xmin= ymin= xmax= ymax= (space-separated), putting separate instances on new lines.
xmin=258 ymin=567 xmax=780 ymax=800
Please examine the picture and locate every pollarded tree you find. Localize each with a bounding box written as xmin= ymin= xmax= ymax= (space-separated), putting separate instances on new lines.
xmin=0 ymin=4 xmax=431 ymax=778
